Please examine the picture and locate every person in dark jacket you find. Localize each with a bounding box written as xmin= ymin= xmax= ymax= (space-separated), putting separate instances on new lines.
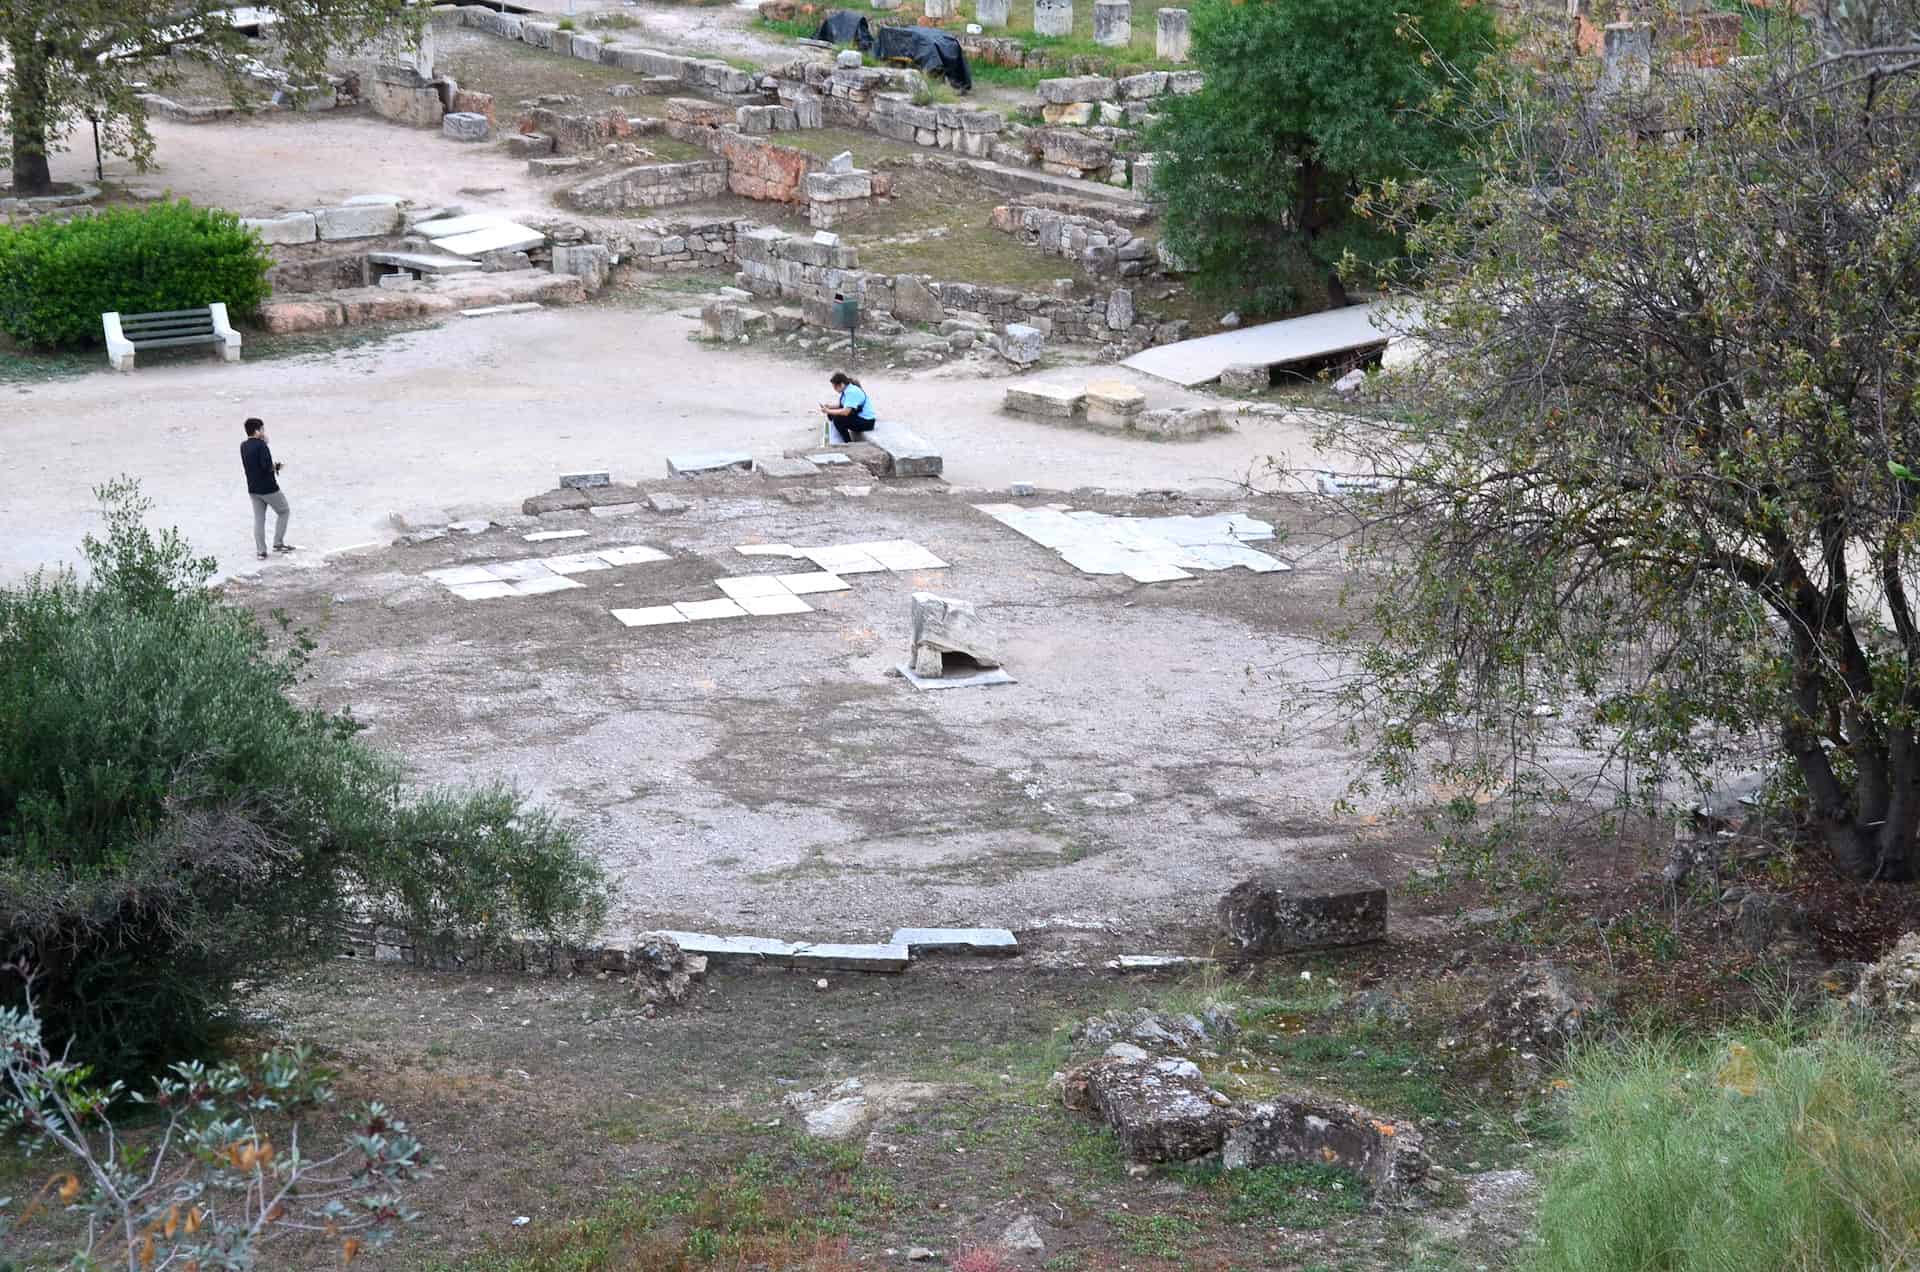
xmin=240 ymin=417 xmax=294 ymax=560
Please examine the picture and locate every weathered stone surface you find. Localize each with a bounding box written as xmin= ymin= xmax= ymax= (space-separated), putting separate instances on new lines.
xmin=313 ymin=203 xmax=404 ymax=241
xmin=523 ymin=488 xmax=592 ymax=514
xmin=450 ymin=87 xmax=495 ymax=122
xmin=1000 ymin=322 xmax=1044 ymax=366
xmin=701 ymin=301 xmax=747 ymax=342
xmin=755 ymin=455 xmax=821 ymax=479
xmin=1217 ymin=870 xmax=1387 ymax=955
xmin=1117 ymin=71 xmax=1168 ymax=99
xmin=1093 ymin=0 xmax=1132 ymax=47
xmin=551 ymin=243 xmax=612 ymax=292
xmin=1042 ymin=102 xmax=1098 ymax=126
xmin=1085 ymin=378 xmax=1146 ymax=428
xmin=868 ymin=421 xmax=943 ymax=477
xmin=1852 ymin=931 xmax=1920 ymax=1018
xmin=503 ymin=131 xmax=553 ymax=157
xmin=566 ymin=161 xmax=729 ymax=210
xmin=977 ymin=0 xmax=1010 ymax=26
xmin=257 ymin=298 xmax=344 ymax=333
xmin=368 ymin=79 xmax=444 ymax=127
xmin=1035 ymin=128 xmax=1113 ymax=173
xmin=889 ymin=927 xmax=1020 ymax=956
xmin=790 ymin=942 xmax=911 ymax=972
xmin=784 ymin=1077 xmax=947 ymax=1140
xmin=1001 ymin=1215 xmax=1046 ymax=1254
xmin=1062 ymin=1054 xmax=1234 ymax=1163
xmin=1219 ymin=363 xmax=1269 ymax=392
xmin=891 ymin=274 xmax=946 ymax=323
xmin=1223 ymin=1097 xmax=1428 ymax=1196
xmin=1333 ymin=367 xmax=1365 ymax=396
xmin=1454 ymin=961 xmax=1600 ymax=1064
xmin=667 ymin=451 xmax=755 ymax=476
xmin=1038 ymin=75 xmax=1115 ymax=104
xmin=803 ymin=169 xmax=873 ymax=200
xmin=442 ymin=110 xmax=490 ymax=141
xmin=910 ymin=592 xmax=1002 ymax=678
xmin=1156 ymin=7 xmax=1192 ymax=61
xmin=627 ymin=931 xmax=697 ymax=1007
xmin=1105 ymin=287 xmax=1134 ymax=331
xmin=1073 ymin=1005 xmax=1236 ymax=1053
xmin=242 ymin=211 xmax=318 ymax=245
xmin=1035 ymin=0 xmax=1074 ymax=36
xmin=647 ymin=491 xmax=690 ymax=513
xmin=665 ymin=96 xmax=736 ymax=126
xmin=1135 ymin=407 xmax=1223 ymax=437
xmin=559 ymin=471 xmax=612 ymax=490
xmin=1004 ymin=381 xmax=1084 ymax=418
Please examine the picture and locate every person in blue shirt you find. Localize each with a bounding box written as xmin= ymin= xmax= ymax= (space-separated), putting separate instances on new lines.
xmin=820 ymin=371 xmax=877 ymax=443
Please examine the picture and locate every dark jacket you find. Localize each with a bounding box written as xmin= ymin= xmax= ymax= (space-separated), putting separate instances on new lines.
xmin=241 ymin=437 xmax=278 ymax=495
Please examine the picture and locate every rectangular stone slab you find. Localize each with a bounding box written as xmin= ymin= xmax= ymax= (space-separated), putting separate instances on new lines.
xmin=560 ymin=471 xmax=611 ymax=489
xmin=667 ymin=451 xmax=753 ymax=476
xmin=789 ymin=942 xmax=911 ymax=972
xmin=434 ymin=224 xmax=547 ymax=257
xmin=414 ymin=213 xmax=510 ymax=238
xmin=367 ymin=250 xmax=482 ymax=274
xmin=755 ymin=455 xmax=821 ymax=479
xmin=897 ymin=663 xmax=1018 ymax=691
xmin=867 ymin=421 xmax=943 ymax=478
xmin=658 ymin=931 xmax=800 ymax=965
xmin=889 ymin=928 xmax=1020 ymax=957
xmin=1217 ymin=870 xmax=1387 ymax=955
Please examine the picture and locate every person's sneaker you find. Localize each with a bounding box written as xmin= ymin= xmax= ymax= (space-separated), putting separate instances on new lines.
xmin=273 ymin=543 xmax=299 ymax=553
xmin=257 ymin=551 xmax=269 ymax=560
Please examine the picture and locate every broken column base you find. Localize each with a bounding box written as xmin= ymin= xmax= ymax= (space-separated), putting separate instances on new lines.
xmin=1217 ymin=870 xmax=1387 ymax=955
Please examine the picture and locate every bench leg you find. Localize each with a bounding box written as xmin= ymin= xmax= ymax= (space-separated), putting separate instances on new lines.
xmin=108 ymin=351 xmax=135 ymax=372
xmin=219 ymin=339 xmax=241 ymax=364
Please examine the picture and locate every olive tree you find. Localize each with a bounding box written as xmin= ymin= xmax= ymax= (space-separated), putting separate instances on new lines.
xmin=1328 ymin=26 xmax=1920 ymax=881
xmin=0 ymin=0 xmax=414 ymax=197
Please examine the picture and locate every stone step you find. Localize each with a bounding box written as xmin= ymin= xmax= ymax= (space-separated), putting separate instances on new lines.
xmin=890 ymin=927 xmax=1020 ymax=957
xmin=658 ymin=931 xmax=910 ymax=972
xmin=368 ymin=250 xmax=483 ymax=275
xmin=867 ymin=421 xmax=942 ymax=478
xmin=667 ymin=450 xmax=754 ymax=477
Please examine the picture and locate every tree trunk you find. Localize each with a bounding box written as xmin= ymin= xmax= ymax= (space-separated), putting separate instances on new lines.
xmin=8 ymin=40 xmax=55 ymax=198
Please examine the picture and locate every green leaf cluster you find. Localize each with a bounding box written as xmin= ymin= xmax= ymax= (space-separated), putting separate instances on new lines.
xmin=0 ymin=201 xmax=270 ymax=348
xmin=0 ymin=481 xmax=607 ymax=1079
xmin=1147 ymin=0 xmax=1498 ymax=316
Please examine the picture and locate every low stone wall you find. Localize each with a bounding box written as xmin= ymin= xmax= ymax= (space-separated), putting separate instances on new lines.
xmin=768 ymin=59 xmax=1007 ymax=160
xmin=598 ymin=219 xmax=742 ymax=272
xmin=565 ymin=160 xmax=729 ymax=211
xmin=439 ymin=4 xmax=760 ymax=96
xmin=515 ymin=104 xmax=645 ymax=154
xmin=989 ymin=203 xmax=1160 ymax=278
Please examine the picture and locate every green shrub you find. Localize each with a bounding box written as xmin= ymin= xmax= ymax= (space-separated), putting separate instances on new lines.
xmin=1529 ymin=1014 xmax=1920 ymax=1272
xmin=0 ymin=200 xmax=270 ymax=349
xmin=0 ymin=480 xmax=608 ymax=1080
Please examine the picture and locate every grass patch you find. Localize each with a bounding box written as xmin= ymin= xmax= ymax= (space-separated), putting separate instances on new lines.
xmin=756 ymin=14 xmax=825 ymax=41
xmin=1109 ymin=1211 xmax=1201 ymax=1259
xmin=1167 ymin=1162 xmax=1368 ymax=1231
xmin=1528 ymin=1011 xmax=1920 ymax=1272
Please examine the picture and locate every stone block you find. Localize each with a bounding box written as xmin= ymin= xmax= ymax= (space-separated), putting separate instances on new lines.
xmin=891 ymin=274 xmax=946 ymax=324
xmin=450 ymin=87 xmax=495 ymax=121
xmin=442 ymin=111 xmax=490 ymax=141
xmin=1085 ymin=379 xmax=1145 ymax=428
xmin=1036 ymin=128 xmax=1113 ymax=172
xmin=790 ymin=943 xmax=911 ymax=972
xmin=1038 ymin=75 xmax=1114 ymax=104
xmin=368 ymin=79 xmax=444 ymax=127
xmin=1117 ymin=71 xmax=1168 ymax=99
xmin=911 ymin=592 xmax=1001 ymax=677
xmin=889 ymin=928 xmax=1020 ymax=956
xmin=1217 ymin=870 xmax=1387 ymax=955
xmin=1034 ymin=0 xmax=1073 ymax=36
xmin=1003 ymin=381 xmax=1085 ymax=419
xmin=755 ymin=455 xmax=821 ymax=479
xmin=1105 ymin=287 xmax=1134 ymax=330
xmin=314 ymin=203 xmax=404 ymax=240
xmin=559 ymin=471 xmax=612 ymax=489
xmin=1062 ymin=1054 xmax=1234 ymax=1163
xmin=1224 ymin=1099 xmax=1428 ymax=1196
xmin=667 ymin=450 xmax=754 ymax=476
xmin=868 ymin=421 xmax=943 ymax=477
xmin=803 ymin=170 xmax=873 ymax=200
xmin=1000 ymin=322 xmax=1044 ymax=366
xmin=242 ymin=211 xmax=317 ymax=245
xmin=977 ymin=0 xmax=1010 ymax=25
xmin=529 ymin=155 xmax=588 ymax=178
xmin=837 ymin=48 xmax=864 ymax=68
xmin=701 ymin=301 xmax=747 ymax=341
xmin=1093 ymin=0 xmax=1131 ymax=47
xmin=665 ymin=97 xmax=735 ymax=126
xmin=1156 ymin=7 xmax=1191 ymax=61
xmin=1168 ymin=69 xmax=1204 ymax=94
xmin=1601 ymin=22 xmax=1653 ymax=95
xmin=648 ymin=491 xmax=690 ymax=513
xmin=1043 ymin=102 xmax=1097 ymax=126
xmin=1219 ymin=363 xmax=1269 ymax=392
xmin=552 ymin=243 xmax=612 ymax=292
xmin=925 ymin=0 xmax=958 ymax=17
xmin=504 ymin=131 xmax=552 ymax=157
xmin=257 ymin=298 xmax=344 ymax=333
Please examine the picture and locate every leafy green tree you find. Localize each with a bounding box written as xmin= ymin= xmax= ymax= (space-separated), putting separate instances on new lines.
xmin=0 ymin=481 xmax=607 ymax=1078
xmin=1327 ymin=28 xmax=1920 ymax=881
xmin=0 ymin=0 xmax=414 ymax=197
xmin=1147 ymin=0 xmax=1497 ymax=317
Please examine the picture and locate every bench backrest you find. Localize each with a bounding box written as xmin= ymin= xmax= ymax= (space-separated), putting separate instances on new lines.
xmin=119 ymin=308 xmax=217 ymax=341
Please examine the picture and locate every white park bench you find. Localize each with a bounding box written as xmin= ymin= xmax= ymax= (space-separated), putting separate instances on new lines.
xmin=101 ymin=304 xmax=242 ymax=372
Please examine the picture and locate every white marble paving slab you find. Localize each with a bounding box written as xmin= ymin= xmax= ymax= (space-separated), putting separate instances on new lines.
xmin=598 ymin=545 xmax=671 ymax=566
xmin=717 ymin=574 xmax=793 ymax=600
xmin=735 ymin=544 xmax=802 ymax=558
xmin=483 ymin=558 xmax=556 ymax=581
xmin=675 ymin=598 xmax=749 ymax=621
xmin=427 ymin=564 xmax=498 ymax=586
xmin=524 ymin=529 xmax=590 ymax=542
xmin=737 ymin=592 xmax=813 ymax=617
xmin=542 ymin=552 xmax=614 ymax=575
xmin=449 ymin=581 xmax=518 ymax=600
xmin=510 ymin=574 xmax=584 ymax=596
xmin=611 ymin=606 xmax=687 ymax=627
xmin=779 ymin=571 xmax=851 ymax=594
xmin=859 ymin=540 xmax=949 ymax=572
xmin=804 ymin=546 xmax=886 ymax=574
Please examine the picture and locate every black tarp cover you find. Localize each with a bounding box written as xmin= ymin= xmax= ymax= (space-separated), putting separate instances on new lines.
xmin=874 ymin=25 xmax=972 ymax=93
xmin=812 ymin=13 xmax=973 ymax=93
xmin=813 ymin=11 xmax=875 ymax=50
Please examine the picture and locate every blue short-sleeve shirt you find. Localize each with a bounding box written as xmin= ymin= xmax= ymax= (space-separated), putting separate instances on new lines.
xmin=841 ymin=384 xmax=876 ymax=421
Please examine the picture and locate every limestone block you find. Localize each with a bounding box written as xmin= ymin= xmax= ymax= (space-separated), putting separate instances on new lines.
xmin=1219 ymin=363 xmax=1268 ymax=392
xmin=1217 ymin=870 xmax=1387 ymax=955
xmin=1061 ymin=1054 xmax=1234 ymax=1163
xmin=522 ymin=20 xmax=557 ymax=49
xmin=1224 ymin=1099 xmax=1428 ymax=1197
xmin=803 ymin=170 xmax=873 ymax=200
xmin=1093 ymin=0 xmax=1131 ymax=47
xmin=314 ymin=203 xmax=404 ymax=240
xmin=1036 ymin=128 xmax=1113 ymax=172
xmin=910 ymin=592 xmax=1002 ymax=677
xmin=242 ymin=211 xmax=317 ymax=245
xmin=1168 ymin=69 xmax=1204 ymax=94
xmin=701 ymin=301 xmax=747 ymax=341
xmin=442 ymin=111 xmax=490 ymax=141
xmin=1104 ymin=287 xmax=1134 ymax=331
xmin=449 ymin=88 xmax=495 ymax=122
xmin=1601 ymin=22 xmax=1652 ymax=95
xmin=925 ymin=0 xmax=958 ymax=17
xmin=1085 ymin=379 xmax=1145 ymax=429
xmin=368 ymin=79 xmax=444 ymax=127
xmin=1116 ymin=71 xmax=1167 ymax=99
xmin=1043 ymin=102 xmax=1097 ymax=126
xmin=1038 ymin=75 xmax=1114 ymax=104
xmin=1155 ymin=7 xmax=1191 ymax=61
xmin=891 ymin=274 xmax=946 ymax=323
xmin=1034 ymin=0 xmax=1073 ymax=36
xmin=977 ymin=0 xmax=1010 ymax=26
xmin=552 ymin=243 xmax=612 ymax=292
xmin=1003 ymin=381 xmax=1084 ymax=419
xmin=1000 ymin=322 xmax=1044 ymax=366
xmin=837 ymin=49 xmax=864 ymax=68
xmin=257 ymin=298 xmax=344 ymax=333
xmin=665 ymin=97 xmax=734 ymax=126
xmin=504 ymin=131 xmax=552 ymax=157
xmin=1130 ymin=152 xmax=1157 ymax=199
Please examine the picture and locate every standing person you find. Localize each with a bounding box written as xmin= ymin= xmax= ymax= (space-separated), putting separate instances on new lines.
xmin=820 ymin=372 xmax=877 ymax=444
xmin=240 ymin=417 xmax=295 ymax=560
